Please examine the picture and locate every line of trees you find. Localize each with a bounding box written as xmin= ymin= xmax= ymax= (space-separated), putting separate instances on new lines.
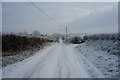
xmin=4 ymin=30 xmax=46 ymax=37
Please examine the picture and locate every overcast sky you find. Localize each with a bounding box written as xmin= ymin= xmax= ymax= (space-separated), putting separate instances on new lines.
xmin=2 ymin=2 xmax=118 ymax=34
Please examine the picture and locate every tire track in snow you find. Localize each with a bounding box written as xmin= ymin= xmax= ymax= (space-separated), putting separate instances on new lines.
xmin=23 ymin=44 xmax=58 ymax=78
xmin=57 ymin=43 xmax=71 ymax=78
xmin=61 ymin=44 xmax=90 ymax=78
xmin=5 ymin=44 xmax=58 ymax=78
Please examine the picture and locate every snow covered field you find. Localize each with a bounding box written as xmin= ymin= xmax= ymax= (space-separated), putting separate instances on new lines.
xmin=1 ymin=39 xmax=119 ymax=78
xmin=75 ymin=40 xmax=119 ymax=78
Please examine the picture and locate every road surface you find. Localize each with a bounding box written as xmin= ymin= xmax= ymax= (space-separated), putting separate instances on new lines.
xmin=2 ymin=39 xmax=104 ymax=78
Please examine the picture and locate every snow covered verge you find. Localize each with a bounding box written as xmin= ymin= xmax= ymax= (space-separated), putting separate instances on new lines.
xmin=75 ymin=40 xmax=119 ymax=78
xmin=2 ymin=42 xmax=54 ymax=67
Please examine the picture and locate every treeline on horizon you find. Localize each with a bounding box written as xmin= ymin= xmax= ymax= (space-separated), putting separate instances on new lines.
xmin=83 ymin=33 xmax=120 ymax=40
xmin=2 ymin=34 xmax=54 ymax=56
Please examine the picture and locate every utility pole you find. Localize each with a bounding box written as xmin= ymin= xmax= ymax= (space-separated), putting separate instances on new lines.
xmin=66 ymin=26 xmax=68 ymax=39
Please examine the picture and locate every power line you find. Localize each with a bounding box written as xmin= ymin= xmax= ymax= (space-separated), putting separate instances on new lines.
xmin=30 ymin=2 xmax=64 ymax=27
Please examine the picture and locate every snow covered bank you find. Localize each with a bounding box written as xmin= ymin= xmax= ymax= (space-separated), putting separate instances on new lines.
xmin=83 ymin=40 xmax=119 ymax=55
xmin=2 ymin=43 xmax=54 ymax=67
xmin=75 ymin=40 xmax=119 ymax=78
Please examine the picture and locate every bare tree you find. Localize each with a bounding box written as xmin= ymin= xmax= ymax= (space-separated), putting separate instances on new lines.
xmin=23 ymin=31 xmax=28 ymax=36
xmin=33 ymin=30 xmax=40 ymax=36
xmin=18 ymin=32 xmax=24 ymax=36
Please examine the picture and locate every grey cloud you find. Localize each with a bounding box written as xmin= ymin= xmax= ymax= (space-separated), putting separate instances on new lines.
xmin=2 ymin=2 xmax=118 ymax=34
xmin=68 ymin=5 xmax=118 ymax=33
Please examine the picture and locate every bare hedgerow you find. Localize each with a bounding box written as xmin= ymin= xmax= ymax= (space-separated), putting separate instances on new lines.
xmin=2 ymin=34 xmax=53 ymax=56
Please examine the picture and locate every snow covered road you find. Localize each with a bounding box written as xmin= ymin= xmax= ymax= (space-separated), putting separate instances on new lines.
xmin=2 ymin=39 xmax=105 ymax=78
